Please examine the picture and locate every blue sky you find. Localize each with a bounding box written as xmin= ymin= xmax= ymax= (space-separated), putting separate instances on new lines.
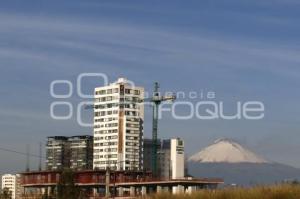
xmin=0 ymin=0 xmax=300 ymax=173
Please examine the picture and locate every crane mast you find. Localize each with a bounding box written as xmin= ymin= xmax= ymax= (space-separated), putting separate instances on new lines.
xmin=150 ymin=82 xmax=176 ymax=177
xmin=152 ymin=82 xmax=160 ymax=177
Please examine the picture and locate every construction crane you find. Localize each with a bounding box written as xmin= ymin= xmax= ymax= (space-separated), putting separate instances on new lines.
xmin=85 ymin=82 xmax=176 ymax=177
xmin=147 ymin=82 xmax=176 ymax=177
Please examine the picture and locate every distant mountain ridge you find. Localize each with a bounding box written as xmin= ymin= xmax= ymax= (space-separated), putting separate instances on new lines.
xmin=188 ymin=139 xmax=300 ymax=185
xmin=189 ymin=138 xmax=268 ymax=163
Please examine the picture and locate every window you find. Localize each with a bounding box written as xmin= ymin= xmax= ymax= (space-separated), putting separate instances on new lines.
xmin=107 ymin=89 xmax=112 ymax=94
xmin=134 ymin=90 xmax=140 ymax=95
xmin=95 ymin=90 xmax=106 ymax=95
xmin=125 ymin=89 xmax=131 ymax=94
xmin=113 ymin=110 xmax=118 ymax=114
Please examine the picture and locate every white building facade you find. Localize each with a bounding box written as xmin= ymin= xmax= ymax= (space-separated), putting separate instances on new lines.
xmin=171 ymin=138 xmax=185 ymax=179
xmin=2 ymin=174 xmax=17 ymax=199
xmin=93 ymin=78 xmax=144 ymax=170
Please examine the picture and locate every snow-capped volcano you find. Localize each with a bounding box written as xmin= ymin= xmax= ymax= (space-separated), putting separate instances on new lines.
xmin=189 ymin=138 xmax=269 ymax=163
xmin=188 ymin=139 xmax=300 ymax=185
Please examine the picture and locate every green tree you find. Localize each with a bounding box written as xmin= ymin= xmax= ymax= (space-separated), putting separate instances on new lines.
xmin=56 ymin=169 xmax=86 ymax=199
xmin=0 ymin=188 xmax=12 ymax=199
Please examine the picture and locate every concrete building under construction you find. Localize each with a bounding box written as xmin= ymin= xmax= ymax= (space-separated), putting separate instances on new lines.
xmin=19 ymin=170 xmax=223 ymax=198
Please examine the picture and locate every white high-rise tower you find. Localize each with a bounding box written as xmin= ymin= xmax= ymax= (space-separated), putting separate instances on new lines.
xmin=93 ymin=78 xmax=144 ymax=170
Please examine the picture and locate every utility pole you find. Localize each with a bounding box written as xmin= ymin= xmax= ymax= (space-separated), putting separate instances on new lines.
xmin=39 ymin=142 xmax=42 ymax=171
xmin=26 ymin=144 xmax=30 ymax=172
xmin=105 ymin=167 xmax=111 ymax=198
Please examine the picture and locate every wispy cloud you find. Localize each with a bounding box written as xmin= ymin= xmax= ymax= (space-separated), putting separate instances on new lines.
xmin=1 ymin=12 xmax=299 ymax=79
